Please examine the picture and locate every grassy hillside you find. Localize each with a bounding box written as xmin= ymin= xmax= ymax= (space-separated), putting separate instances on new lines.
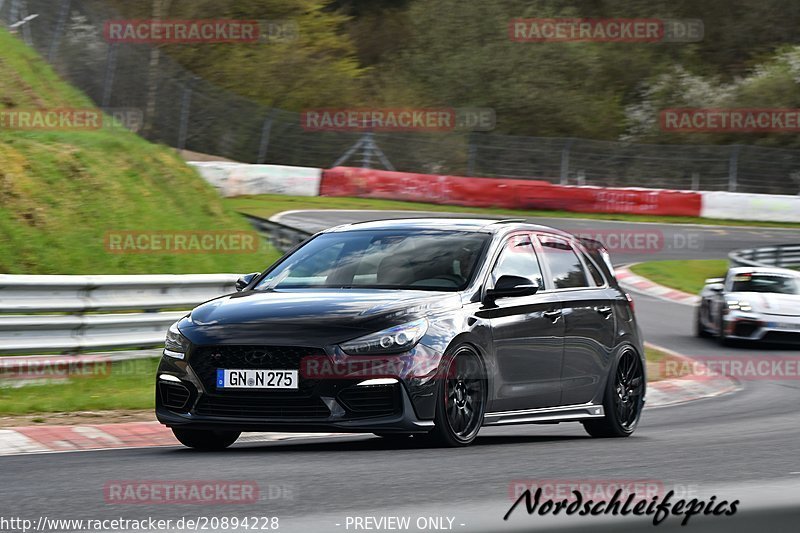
xmin=0 ymin=29 xmax=277 ymax=274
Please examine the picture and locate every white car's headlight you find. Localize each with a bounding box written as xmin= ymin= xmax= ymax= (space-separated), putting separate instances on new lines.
xmin=340 ymin=319 xmax=428 ymax=355
xmin=726 ymin=300 xmax=752 ymax=312
xmin=164 ymin=321 xmax=190 ymax=359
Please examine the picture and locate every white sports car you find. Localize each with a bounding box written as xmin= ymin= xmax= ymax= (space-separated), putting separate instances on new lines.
xmin=696 ymin=267 xmax=800 ymax=345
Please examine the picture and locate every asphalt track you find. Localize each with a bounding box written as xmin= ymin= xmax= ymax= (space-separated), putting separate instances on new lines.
xmin=3 ymin=211 xmax=800 ymax=532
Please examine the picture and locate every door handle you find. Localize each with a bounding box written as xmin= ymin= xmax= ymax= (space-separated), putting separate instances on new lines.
xmin=543 ymin=310 xmax=562 ymax=322
xmin=597 ymin=306 xmax=613 ymax=318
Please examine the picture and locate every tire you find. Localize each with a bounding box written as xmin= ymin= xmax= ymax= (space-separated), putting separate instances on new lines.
xmin=172 ymin=428 xmax=241 ymax=450
xmin=426 ymin=345 xmax=487 ymax=447
xmin=583 ymin=347 xmax=644 ymax=438
xmin=717 ymin=314 xmax=731 ymax=346
xmin=695 ymin=306 xmax=711 ymax=338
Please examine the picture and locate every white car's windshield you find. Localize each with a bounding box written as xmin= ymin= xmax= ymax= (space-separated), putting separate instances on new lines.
xmin=731 ymin=273 xmax=800 ymax=295
xmin=255 ymin=230 xmax=490 ymax=291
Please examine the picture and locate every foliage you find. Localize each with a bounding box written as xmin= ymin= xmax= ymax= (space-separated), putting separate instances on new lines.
xmin=99 ymin=0 xmax=800 ymax=146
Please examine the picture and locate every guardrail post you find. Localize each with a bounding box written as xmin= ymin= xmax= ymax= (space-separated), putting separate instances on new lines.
xmin=467 ymin=133 xmax=477 ymax=176
xmin=177 ymin=77 xmax=195 ymax=151
xmin=9 ymin=0 xmax=19 ymax=25
xmin=47 ymin=0 xmax=71 ymax=62
xmin=361 ymin=132 xmax=374 ymax=169
xmin=560 ymin=138 xmax=574 ymax=185
xmin=728 ymin=145 xmax=741 ymax=192
xmin=256 ymin=109 xmax=275 ymax=164
xmin=101 ymin=43 xmax=118 ymax=108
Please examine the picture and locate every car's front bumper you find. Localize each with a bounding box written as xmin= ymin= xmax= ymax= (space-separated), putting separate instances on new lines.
xmin=155 ymin=343 xmax=443 ymax=433
xmin=723 ymin=312 xmax=800 ymax=343
xmin=156 ymin=384 xmax=434 ymax=434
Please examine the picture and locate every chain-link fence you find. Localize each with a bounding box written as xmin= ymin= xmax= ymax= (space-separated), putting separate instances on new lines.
xmin=4 ymin=0 xmax=800 ymax=195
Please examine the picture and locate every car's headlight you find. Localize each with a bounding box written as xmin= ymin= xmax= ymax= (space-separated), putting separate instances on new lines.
xmin=340 ymin=319 xmax=428 ymax=355
xmin=726 ymin=300 xmax=752 ymax=312
xmin=164 ymin=321 xmax=190 ymax=359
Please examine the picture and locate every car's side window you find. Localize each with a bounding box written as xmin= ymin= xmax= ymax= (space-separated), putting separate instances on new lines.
xmin=492 ymin=234 xmax=543 ymax=286
xmin=539 ymin=236 xmax=590 ymax=289
xmin=582 ymin=253 xmax=606 ymax=286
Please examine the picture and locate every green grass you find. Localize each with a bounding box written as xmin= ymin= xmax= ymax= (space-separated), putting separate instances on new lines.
xmin=0 ymin=349 xmax=671 ymax=415
xmin=644 ymin=345 xmax=670 ymax=364
xmin=631 ymin=260 xmax=728 ymax=294
xmin=0 ymin=358 xmax=158 ymax=414
xmin=0 ymin=28 xmax=279 ymax=274
xmin=644 ymin=344 xmax=682 ymax=382
xmin=226 ymin=194 xmax=800 ymax=229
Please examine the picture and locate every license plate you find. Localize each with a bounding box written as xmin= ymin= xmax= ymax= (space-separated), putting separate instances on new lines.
xmin=770 ymin=322 xmax=800 ymax=330
xmin=216 ymin=369 xmax=298 ymax=389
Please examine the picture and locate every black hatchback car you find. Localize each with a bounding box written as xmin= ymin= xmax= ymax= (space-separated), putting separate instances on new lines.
xmin=156 ymin=218 xmax=645 ymax=449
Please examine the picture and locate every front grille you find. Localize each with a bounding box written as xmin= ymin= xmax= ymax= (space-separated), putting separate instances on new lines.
xmin=338 ymin=384 xmax=401 ymax=417
xmin=762 ymin=331 xmax=800 ymax=344
xmin=733 ymin=321 xmax=761 ymax=338
xmin=189 ymin=345 xmax=324 ymax=394
xmin=159 ymin=382 xmax=192 ymax=411
xmin=194 ymin=394 xmax=330 ymax=419
xmin=189 ymin=345 xmax=330 ymax=419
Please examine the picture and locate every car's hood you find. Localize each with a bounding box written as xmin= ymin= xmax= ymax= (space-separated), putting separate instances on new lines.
xmin=180 ymin=289 xmax=462 ymax=346
xmin=729 ymin=292 xmax=800 ymax=317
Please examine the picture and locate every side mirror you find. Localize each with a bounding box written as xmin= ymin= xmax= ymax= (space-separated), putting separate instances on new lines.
xmin=704 ymin=277 xmax=724 ymax=285
xmin=707 ymin=283 xmax=725 ymax=293
xmin=485 ymin=275 xmax=539 ymax=302
xmin=235 ymin=272 xmax=260 ymax=292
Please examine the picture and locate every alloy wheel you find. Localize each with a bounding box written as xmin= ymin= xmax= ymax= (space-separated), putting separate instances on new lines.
xmin=443 ymin=350 xmax=485 ymax=441
xmin=613 ymin=349 xmax=644 ymax=430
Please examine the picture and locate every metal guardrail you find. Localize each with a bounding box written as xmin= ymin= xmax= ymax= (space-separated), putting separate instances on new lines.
xmin=729 ymin=244 xmax=800 ymax=269
xmin=0 ymin=214 xmax=309 ymax=356
xmin=0 ymin=274 xmax=239 ymax=355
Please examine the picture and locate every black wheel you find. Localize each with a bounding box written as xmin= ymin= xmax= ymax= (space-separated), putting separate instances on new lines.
xmin=427 ymin=346 xmax=486 ymax=447
xmin=695 ymin=306 xmax=711 ymax=338
xmin=172 ymin=428 xmax=240 ymax=450
xmin=583 ymin=348 xmax=644 ymax=438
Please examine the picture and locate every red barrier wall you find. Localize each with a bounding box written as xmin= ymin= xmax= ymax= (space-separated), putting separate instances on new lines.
xmin=320 ymin=167 xmax=702 ymax=217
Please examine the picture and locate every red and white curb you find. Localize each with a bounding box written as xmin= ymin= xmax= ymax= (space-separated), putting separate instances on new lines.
xmin=616 ymin=264 xmax=700 ymax=306
xmin=614 ymin=267 xmax=740 ymax=405
xmin=645 ymin=342 xmax=740 ymax=408
xmin=0 ymin=422 xmax=345 ymax=456
xmin=0 ymin=357 xmax=737 ymax=457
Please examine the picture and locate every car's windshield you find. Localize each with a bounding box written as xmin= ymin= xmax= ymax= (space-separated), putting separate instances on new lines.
xmin=255 ymin=229 xmax=490 ymax=291
xmin=731 ymin=273 xmax=800 ymax=295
